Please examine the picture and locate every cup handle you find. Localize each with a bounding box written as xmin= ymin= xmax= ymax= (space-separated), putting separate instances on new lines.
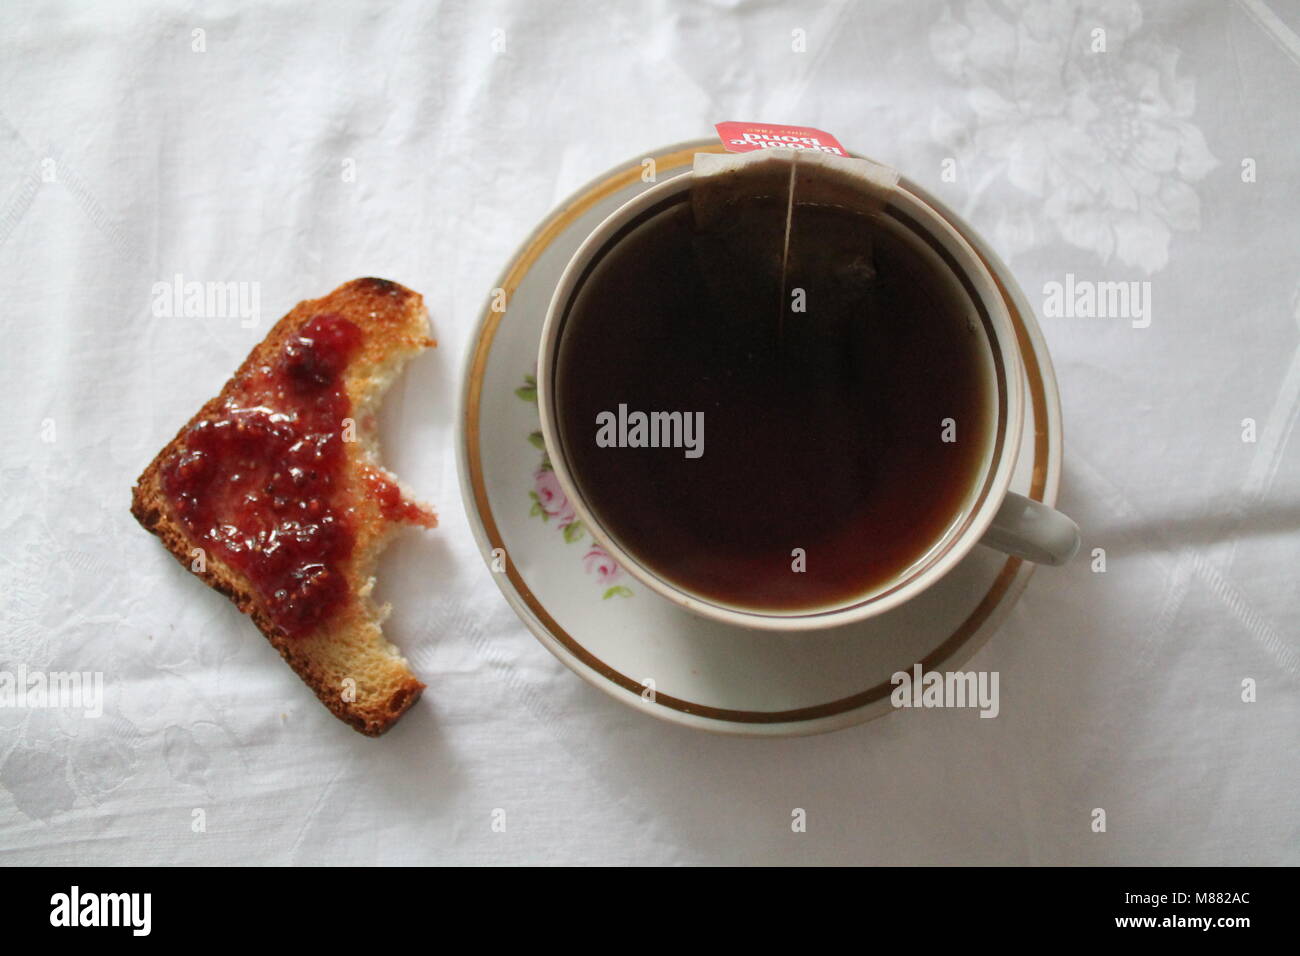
xmin=979 ymin=493 xmax=1080 ymax=566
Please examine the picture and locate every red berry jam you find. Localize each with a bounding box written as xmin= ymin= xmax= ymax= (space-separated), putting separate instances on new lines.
xmin=161 ymin=313 xmax=367 ymax=638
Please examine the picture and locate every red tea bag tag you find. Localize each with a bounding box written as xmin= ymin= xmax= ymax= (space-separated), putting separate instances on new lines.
xmin=714 ymin=122 xmax=847 ymax=156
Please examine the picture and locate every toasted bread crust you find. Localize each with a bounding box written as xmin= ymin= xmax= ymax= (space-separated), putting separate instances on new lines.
xmin=131 ymin=277 xmax=434 ymax=736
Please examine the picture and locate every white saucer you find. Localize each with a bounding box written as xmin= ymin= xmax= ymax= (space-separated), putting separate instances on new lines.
xmin=456 ymin=139 xmax=1063 ymax=736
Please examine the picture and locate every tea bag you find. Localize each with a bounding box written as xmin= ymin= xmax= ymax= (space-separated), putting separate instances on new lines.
xmin=790 ymin=151 xmax=899 ymax=317
xmin=691 ymin=148 xmax=899 ymax=223
xmin=691 ymin=148 xmax=901 ymax=334
xmin=690 ymin=149 xmax=796 ymax=336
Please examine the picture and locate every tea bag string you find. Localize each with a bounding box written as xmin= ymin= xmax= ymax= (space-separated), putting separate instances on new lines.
xmin=778 ymin=158 xmax=796 ymax=341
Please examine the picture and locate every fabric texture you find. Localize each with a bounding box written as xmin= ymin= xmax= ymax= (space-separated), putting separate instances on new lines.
xmin=0 ymin=0 xmax=1296 ymax=865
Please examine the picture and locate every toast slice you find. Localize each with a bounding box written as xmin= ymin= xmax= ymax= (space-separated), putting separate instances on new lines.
xmin=131 ymin=277 xmax=436 ymax=736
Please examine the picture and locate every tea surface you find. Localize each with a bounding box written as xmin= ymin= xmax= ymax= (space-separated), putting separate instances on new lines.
xmin=555 ymin=191 xmax=992 ymax=612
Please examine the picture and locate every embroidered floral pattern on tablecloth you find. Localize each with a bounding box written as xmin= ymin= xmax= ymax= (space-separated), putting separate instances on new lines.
xmin=929 ymin=0 xmax=1218 ymax=274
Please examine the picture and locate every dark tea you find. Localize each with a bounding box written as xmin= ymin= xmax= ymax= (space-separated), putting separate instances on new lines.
xmin=553 ymin=180 xmax=994 ymax=613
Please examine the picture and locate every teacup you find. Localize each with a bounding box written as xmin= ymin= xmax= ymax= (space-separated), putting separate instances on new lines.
xmin=537 ymin=158 xmax=1079 ymax=631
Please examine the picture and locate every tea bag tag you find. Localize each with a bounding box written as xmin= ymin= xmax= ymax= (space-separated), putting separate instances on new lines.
xmin=714 ymin=121 xmax=849 ymax=156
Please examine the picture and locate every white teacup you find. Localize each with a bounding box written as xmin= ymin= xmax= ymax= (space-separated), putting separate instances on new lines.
xmin=537 ymin=161 xmax=1079 ymax=632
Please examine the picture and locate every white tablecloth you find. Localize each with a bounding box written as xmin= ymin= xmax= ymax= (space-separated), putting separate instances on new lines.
xmin=1 ymin=0 xmax=1296 ymax=866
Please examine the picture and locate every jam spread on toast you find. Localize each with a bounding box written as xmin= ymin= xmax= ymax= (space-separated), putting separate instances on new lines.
xmin=160 ymin=312 xmax=432 ymax=638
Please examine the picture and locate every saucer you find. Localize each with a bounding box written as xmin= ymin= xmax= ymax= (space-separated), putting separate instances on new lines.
xmin=456 ymin=139 xmax=1062 ymax=736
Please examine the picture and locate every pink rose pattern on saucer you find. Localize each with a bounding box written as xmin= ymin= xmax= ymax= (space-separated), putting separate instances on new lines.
xmin=516 ymin=371 xmax=631 ymax=600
